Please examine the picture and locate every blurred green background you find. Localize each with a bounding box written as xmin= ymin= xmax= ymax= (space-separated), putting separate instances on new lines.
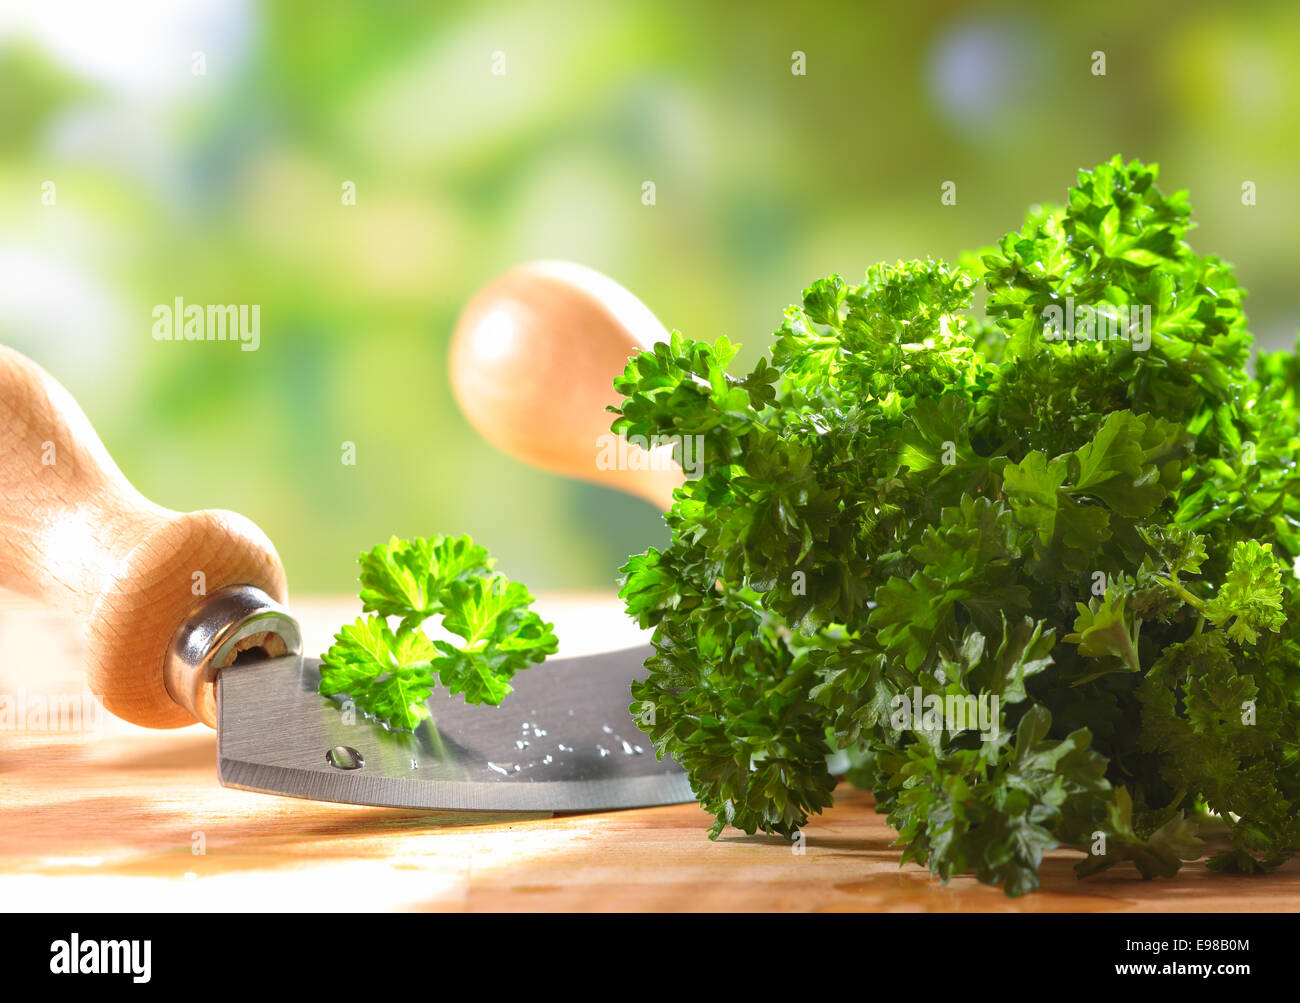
xmin=3 ymin=0 xmax=1298 ymax=594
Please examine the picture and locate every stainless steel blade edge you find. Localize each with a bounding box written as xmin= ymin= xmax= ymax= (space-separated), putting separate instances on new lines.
xmin=217 ymin=645 xmax=694 ymax=811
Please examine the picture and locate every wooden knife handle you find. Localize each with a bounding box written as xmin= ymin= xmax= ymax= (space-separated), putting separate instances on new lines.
xmin=0 ymin=344 xmax=288 ymax=728
xmin=449 ymin=261 xmax=684 ymax=511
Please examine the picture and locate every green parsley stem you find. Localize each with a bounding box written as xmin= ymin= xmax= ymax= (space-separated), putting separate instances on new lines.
xmin=1154 ymin=575 xmax=1206 ymax=611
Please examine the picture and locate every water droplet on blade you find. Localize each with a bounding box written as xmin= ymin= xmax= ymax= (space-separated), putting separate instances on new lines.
xmin=326 ymin=746 xmax=364 ymax=770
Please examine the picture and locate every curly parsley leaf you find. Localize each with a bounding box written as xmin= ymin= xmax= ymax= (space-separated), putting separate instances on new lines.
xmin=357 ymin=534 xmax=492 ymax=631
xmin=320 ymin=536 xmax=556 ymax=729
xmin=1065 ymin=593 xmax=1143 ymax=676
xmin=319 ymin=616 xmax=440 ymax=731
xmin=1202 ymin=541 xmax=1287 ymax=645
xmin=433 ymin=577 xmax=559 ymax=704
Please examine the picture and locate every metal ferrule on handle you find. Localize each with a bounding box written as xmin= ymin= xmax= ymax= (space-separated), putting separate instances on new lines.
xmin=165 ymin=584 xmax=302 ymax=728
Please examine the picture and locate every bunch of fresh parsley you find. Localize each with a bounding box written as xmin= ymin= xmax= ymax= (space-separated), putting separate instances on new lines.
xmin=612 ymin=156 xmax=1300 ymax=895
xmin=319 ymin=535 xmax=558 ymax=730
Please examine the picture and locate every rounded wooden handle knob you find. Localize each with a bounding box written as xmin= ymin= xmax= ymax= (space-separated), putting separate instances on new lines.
xmin=449 ymin=261 xmax=684 ymax=510
xmin=0 ymin=345 xmax=289 ymax=728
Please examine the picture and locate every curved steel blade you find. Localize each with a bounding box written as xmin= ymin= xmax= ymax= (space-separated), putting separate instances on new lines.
xmin=216 ymin=644 xmax=693 ymax=812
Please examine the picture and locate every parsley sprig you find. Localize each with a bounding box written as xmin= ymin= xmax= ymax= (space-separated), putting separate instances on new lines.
xmin=613 ymin=156 xmax=1300 ymax=894
xmin=319 ymin=535 xmax=558 ymax=731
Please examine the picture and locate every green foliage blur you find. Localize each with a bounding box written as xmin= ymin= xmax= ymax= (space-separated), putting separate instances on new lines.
xmin=3 ymin=1 xmax=1298 ymax=593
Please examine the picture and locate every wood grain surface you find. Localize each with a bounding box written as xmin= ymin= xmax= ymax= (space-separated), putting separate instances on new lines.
xmin=1 ymin=592 xmax=1295 ymax=912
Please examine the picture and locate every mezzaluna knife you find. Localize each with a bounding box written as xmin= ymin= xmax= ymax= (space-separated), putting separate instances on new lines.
xmin=0 ymin=262 xmax=691 ymax=812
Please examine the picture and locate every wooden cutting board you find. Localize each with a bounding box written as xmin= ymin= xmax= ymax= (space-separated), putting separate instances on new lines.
xmin=1 ymin=593 xmax=1295 ymax=912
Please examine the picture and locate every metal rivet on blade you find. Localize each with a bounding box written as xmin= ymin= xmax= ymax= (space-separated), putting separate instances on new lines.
xmin=326 ymin=746 xmax=364 ymax=770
